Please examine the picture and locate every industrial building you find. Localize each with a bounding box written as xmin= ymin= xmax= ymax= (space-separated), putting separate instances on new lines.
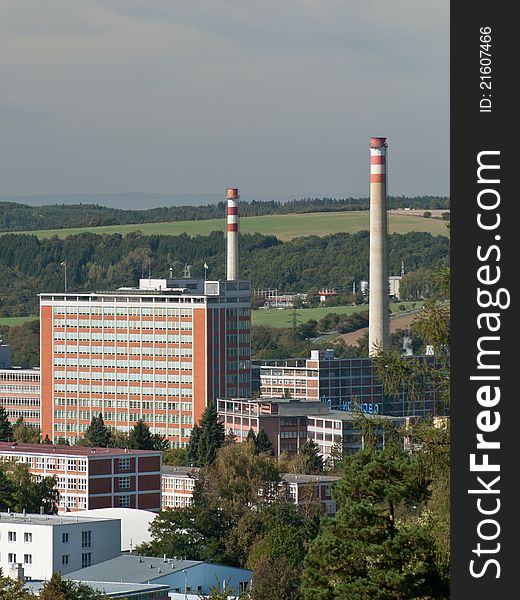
xmin=0 ymin=511 xmax=121 ymax=580
xmin=217 ymin=397 xmax=329 ymax=456
xmin=0 ymin=443 xmax=162 ymax=512
xmin=256 ymin=349 xmax=447 ymax=419
xmin=0 ymin=368 xmax=41 ymax=429
xmin=38 ymin=190 xmax=251 ymax=447
xmin=64 ymin=554 xmax=252 ymax=597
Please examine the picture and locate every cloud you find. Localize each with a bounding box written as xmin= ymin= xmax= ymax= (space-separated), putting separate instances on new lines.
xmin=0 ymin=0 xmax=449 ymax=197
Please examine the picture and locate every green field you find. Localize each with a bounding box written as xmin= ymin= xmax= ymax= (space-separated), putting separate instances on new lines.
xmin=1 ymin=211 xmax=449 ymax=242
xmin=252 ymin=302 xmax=420 ymax=328
xmin=0 ymin=316 xmax=39 ymax=327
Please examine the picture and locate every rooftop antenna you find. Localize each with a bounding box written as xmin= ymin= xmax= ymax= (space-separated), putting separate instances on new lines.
xmin=169 ymin=267 xmax=173 ymax=278
xmin=183 ymin=264 xmax=191 ymax=279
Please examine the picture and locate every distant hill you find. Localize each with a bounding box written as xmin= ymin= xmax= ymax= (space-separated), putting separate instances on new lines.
xmin=0 ymin=195 xmax=449 ymax=233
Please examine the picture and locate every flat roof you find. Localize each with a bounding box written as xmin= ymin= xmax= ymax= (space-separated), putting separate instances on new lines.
xmin=162 ymin=466 xmax=199 ymax=477
xmin=65 ymin=555 xmax=204 ymax=583
xmin=324 ymin=410 xmax=402 ymax=421
xmin=282 ymin=473 xmax=340 ymax=484
xmin=25 ymin=580 xmax=169 ymax=597
xmin=0 ymin=512 xmax=117 ymax=526
xmin=0 ymin=442 xmax=161 ymax=457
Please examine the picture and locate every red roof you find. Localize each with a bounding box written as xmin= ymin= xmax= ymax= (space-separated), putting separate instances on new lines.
xmin=0 ymin=442 xmax=160 ymax=458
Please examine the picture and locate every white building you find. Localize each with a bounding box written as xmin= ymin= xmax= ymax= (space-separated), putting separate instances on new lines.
xmin=0 ymin=512 xmax=120 ymax=580
xmin=65 ymin=554 xmax=252 ymax=597
xmin=162 ymin=466 xmax=197 ymax=510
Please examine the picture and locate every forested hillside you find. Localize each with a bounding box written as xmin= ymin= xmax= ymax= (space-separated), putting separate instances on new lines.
xmin=0 ymin=230 xmax=449 ymax=317
xmin=0 ymin=196 xmax=449 ymax=232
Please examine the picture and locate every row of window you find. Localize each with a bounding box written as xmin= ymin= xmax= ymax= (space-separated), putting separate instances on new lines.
xmin=53 ymin=359 xmax=193 ymax=368
xmin=0 ymin=385 xmax=40 ymax=393
xmin=11 ymin=456 xmax=88 ymax=471
xmin=54 ymin=411 xmax=193 ymax=425
xmin=54 ymin=306 xmax=195 ymax=316
xmin=54 ymin=373 xmax=194 ymax=383
xmin=54 ymin=332 xmax=194 ymax=343
xmin=54 ymin=347 xmax=193 ymax=357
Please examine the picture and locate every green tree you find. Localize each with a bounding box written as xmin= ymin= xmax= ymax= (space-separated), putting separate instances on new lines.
xmin=186 ymin=423 xmax=201 ymax=466
xmin=196 ymin=405 xmax=225 ymax=467
xmin=299 ymin=440 xmax=324 ymax=475
xmin=302 ymin=446 xmax=448 ymax=599
xmin=0 ymin=571 xmax=36 ymax=599
xmin=252 ymin=556 xmax=302 ymax=600
xmin=0 ymin=406 xmax=13 ymax=441
xmin=128 ymin=420 xmax=155 ymax=450
xmin=12 ymin=418 xmax=40 ymax=443
xmin=1 ymin=462 xmax=59 ymax=514
xmin=40 ymin=572 xmax=110 ymax=600
xmin=255 ymin=429 xmax=274 ymax=456
xmin=84 ymin=414 xmax=110 ymax=447
xmin=163 ymin=448 xmax=187 ymax=466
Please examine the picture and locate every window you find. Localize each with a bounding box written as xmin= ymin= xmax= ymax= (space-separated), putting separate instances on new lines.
xmin=62 ymin=532 xmax=69 ymax=544
xmin=81 ymin=552 xmax=92 ymax=568
xmin=119 ymin=457 xmax=130 ymax=471
xmin=8 ymin=532 xmax=16 ymax=542
xmin=119 ymin=476 xmax=130 ymax=490
xmin=81 ymin=530 xmax=91 ymax=548
xmin=24 ymin=532 xmax=32 ymax=543
xmin=24 ymin=554 xmax=32 ymax=565
xmin=118 ymin=494 xmax=131 ymax=508
xmin=8 ymin=553 xmax=17 ymax=564
xmin=62 ymin=555 xmax=69 ymax=566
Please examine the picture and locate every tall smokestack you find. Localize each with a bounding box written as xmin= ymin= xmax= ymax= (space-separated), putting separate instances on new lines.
xmin=368 ymin=137 xmax=389 ymax=356
xmin=226 ymin=188 xmax=239 ymax=280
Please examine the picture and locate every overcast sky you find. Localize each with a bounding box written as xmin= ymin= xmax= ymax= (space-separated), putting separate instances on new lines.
xmin=0 ymin=0 xmax=449 ymax=199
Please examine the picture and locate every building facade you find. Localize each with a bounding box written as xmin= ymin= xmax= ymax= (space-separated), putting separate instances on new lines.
xmin=283 ymin=473 xmax=339 ymax=516
xmin=217 ymin=397 xmax=329 ymax=456
xmin=39 ymin=277 xmax=251 ymax=446
xmin=0 ymin=368 xmax=41 ymax=429
xmin=307 ymin=410 xmax=403 ymax=458
xmin=258 ymin=350 xmax=447 ymax=419
xmin=0 ymin=512 xmax=120 ymax=580
xmin=161 ymin=466 xmax=197 ymax=510
xmin=0 ymin=443 xmax=162 ymax=512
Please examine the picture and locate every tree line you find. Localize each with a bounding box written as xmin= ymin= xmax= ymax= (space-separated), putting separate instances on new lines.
xmin=0 ymin=196 xmax=450 ymax=232
xmin=0 ymin=230 xmax=449 ymax=317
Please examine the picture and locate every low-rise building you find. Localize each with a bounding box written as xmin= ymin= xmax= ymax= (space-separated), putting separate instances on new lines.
xmin=283 ymin=473 xmax=339 ymax=516
xmin=307 ymin=410 xmax=403 ymax=458
xmin=162 ymin=466 xmax=197 ymax=510
xmin=0 ymin=443 xmax=162 ymax=512
xmin=0 ymin=368 xmax=41 ymax=429
xmin=217 ymin=397 xmax=329 ymax=456
xmin=25 ymin=580 xmax=170 ymax=600
xmin=65 ymin=554 xmax=252 ymax=597
xmin=0 ymin=511 xmax=121 ymax=580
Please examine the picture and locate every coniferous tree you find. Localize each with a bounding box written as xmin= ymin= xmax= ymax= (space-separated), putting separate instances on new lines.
xmin=84 ymin=414 xmax=110 ymax=447
xmin=12 ymin=418 xmax=40 ymax=443
xmin=128 ymin=420 xmax=154 ymax=450
xmin=0 ymin=406 xmax=13 ymax=441
xmin=302 ymin=445 xmax=447 ymax=599
xmin=186 ymin=424 xmax=201 ymax=466
xmin=196 ymin=405 xmax=225 ymax=467
xmin=255 ymin=429 xmax=274 ymax=455
xmin=299 ymin=440 xmax=324 ymax=475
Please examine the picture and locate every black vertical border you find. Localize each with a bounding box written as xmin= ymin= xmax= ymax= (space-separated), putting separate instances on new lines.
xmin=451 ymin=2 xmax=515 ymax=598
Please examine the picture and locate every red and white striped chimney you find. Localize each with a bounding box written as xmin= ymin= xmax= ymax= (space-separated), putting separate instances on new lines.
xmin=368 ymin=137 xmax=389 ymax=356
xmin=226 ymin=188 xmax=239 ymax=281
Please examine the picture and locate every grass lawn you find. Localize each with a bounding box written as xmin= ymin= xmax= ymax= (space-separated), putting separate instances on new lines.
xmin=252 ymin=301 xmax=421 ymax=328
xmin=0 ymin=315 xmax=39 ymax=327
xmin=2 ymin=211 xmax=449 ymax=242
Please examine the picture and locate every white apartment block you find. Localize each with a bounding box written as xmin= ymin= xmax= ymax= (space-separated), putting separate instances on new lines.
xmin=161 ymin=466 xmax=197 ymax=510
xmin=0 ymin=512 xmax=121 ymax=580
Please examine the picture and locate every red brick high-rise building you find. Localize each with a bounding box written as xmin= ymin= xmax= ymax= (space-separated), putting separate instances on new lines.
xmin=39 ymin=277 xmax=251 ymax=447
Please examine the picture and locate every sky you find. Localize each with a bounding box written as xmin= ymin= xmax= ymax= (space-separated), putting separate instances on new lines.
xmin=0 ymin=0 xmax=449 ymax=201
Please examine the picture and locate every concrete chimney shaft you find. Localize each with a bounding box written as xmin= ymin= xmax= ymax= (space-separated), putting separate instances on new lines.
xmin=226 ymin=188 xmax=239 ymax=281
xmin=368 ymin=137 xmax=389 ymax=355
